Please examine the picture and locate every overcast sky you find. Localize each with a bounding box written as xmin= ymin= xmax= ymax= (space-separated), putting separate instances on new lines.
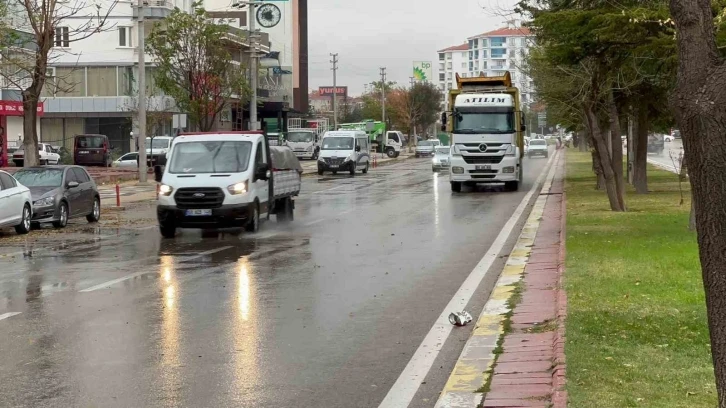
xmin=307 ymin=0 xmax=519 ymax=96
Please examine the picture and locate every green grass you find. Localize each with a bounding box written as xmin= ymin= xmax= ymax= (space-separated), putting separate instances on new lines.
xmin=565 ymin=151 xmax=716 ymax=407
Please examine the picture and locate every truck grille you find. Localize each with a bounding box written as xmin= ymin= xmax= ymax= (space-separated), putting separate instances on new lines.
xmin=174 ymin=187 xmax=225 ymax=209
xmin=324 ymin=158 xmax=346 ymax=166
xmin=462 ymin=155 xmax=503 ymax=165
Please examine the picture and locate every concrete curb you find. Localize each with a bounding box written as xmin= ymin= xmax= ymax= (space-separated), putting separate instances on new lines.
xmin=434 ymin=153 xmax=559 ymax=408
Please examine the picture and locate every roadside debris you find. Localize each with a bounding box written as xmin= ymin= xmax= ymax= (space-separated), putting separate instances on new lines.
xmin=448 ymin=311 xmax=473 ymax=326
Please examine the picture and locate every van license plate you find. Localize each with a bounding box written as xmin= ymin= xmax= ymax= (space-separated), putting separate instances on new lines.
xmin=475 ymin=165 xmax=491 ymax=170
xmin=185 ymin=209 xmax=212 ymax=216
xmin=330 ymin=165 xmax=338 ymax=168
xmin=79 ymin=151 xmax=89 ymax=154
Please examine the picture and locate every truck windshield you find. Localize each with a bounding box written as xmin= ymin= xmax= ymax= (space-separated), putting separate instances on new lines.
xmin=168 ymin=141 xmax=252 ymax=173
xmin=454 ymin=112 xmax=514 ymax=134
xmin=321 ymin=137 xmax=354 ymax=150
xmin=287 ymin=132 xmax=314 ymax=143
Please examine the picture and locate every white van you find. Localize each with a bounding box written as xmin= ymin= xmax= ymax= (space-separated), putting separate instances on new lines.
xmin=156 ymin=131 xmax=302 ymax=237
xmin=317 ymin=130 xmax=370 ymax=176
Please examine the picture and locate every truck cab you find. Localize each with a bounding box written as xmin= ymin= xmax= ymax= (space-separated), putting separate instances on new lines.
xmin=156 ymin=131 xmax=302 ymax=238
xmin=443 ymin=72 xmax=525 ymax=192
xmin=285 ymin=129 xmax=319 ymax=160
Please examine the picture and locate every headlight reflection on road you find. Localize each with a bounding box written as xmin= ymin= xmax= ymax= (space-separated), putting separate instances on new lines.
xmin=433 ymin=173 xmax=441 ymax=234
xmin=158 ymin=254 xmax=179 ymax=400
xmin=238 ymin=258 xmax=251 ymax=321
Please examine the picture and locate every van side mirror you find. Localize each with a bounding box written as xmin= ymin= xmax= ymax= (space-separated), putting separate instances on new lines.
xmin=441 ymin=112 xmax=447 ymax=126
xmin=154 ymin=167 xmax=163 ymax=183
xmin=255 ymin=163 xmax=270 ymax=181
xmin=355 ymin=145 xmax=361 ymax=152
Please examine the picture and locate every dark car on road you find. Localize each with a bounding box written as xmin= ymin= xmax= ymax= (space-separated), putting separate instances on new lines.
xmin=12 ymin=165 xmax=101 ymax=228
xmin=74 ymin=134 xmax=112 ymax=167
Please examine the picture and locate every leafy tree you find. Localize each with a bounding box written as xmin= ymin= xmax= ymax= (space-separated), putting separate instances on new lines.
xmin=147 ymin=5 xmax=249 ymax=132
xmin=0 ymin=0 xmax=116 ymax=166
xmin=387 ymin=82 xmax=442 ymax=147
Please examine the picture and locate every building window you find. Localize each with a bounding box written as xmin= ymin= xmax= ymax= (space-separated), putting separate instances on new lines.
xmin=469 ymin=51 xmax=473 ymax=60
xmin=461 ymin=62 xmax=467 ymax=69
xmin=468 ymin=39 xmax=475 ymax=49
xmin=54 ymin=67 xmax=85 ymax=96
xmin=87 ymin=66 xmax=118 ymax=96
xmin=520 ymin=38 xmax=527 ymax=47
xmin=469 ymin=61 xmax=473 ymax=71
xmin=474 ymin=50 xmax=479 ymax=59
xmin=491 ymin=48 xmax=506 ymax=58
xmin=482 ymin=61 xmax=487 ymax=69
xmin=508 ymin=37 xmax=516 ymax=46
xmin=118 ymin=27 xmax=132 ymax=47
xmin=481 ymin=39 xmax=488 ymax=48
xmin=482 ymin=50 xmax=488 ymax=58
xmin=55 ymin=27 xmax=69 ymax=47
xmin=490 ymin=37 xmax=506 ymax=47
xmin=439 ymin=73 xmax=445 ymax=81
xmin=461 ymin=52 xmax=466 ymax=58
xmin=439 ymin=53 xmax=445 ymax=61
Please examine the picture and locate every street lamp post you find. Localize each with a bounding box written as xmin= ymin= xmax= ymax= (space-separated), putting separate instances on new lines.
xmin=232 ymin=0 xmax=261 ymax=131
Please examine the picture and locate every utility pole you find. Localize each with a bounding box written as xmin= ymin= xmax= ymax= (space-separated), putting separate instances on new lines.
xmin=380 ymin=67 xmax=386 ymax=129
xmin=409 ymin=77 xmax=416 ymax=139
xmin=330 ymin=53 xmax=338 ymax=129
xmin=248 ymin=1 xmax=259 ymax=131
xmin=409 ymin=77 xmax=415 ymax=88
xmin=136 ymin=0 xmax=147 ymax=183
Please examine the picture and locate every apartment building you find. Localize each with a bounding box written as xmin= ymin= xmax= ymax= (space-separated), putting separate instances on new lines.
xmin=465 ymin=26 xmax=534 ymax=103
xmin=437 ymin=43 xmax=468 ymax=110
xmin=436 ymin=24 xmax=535 ymax=111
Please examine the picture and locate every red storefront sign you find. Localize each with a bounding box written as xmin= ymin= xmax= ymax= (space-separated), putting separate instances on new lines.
xmin=0 ymin=100 xmax=45 ymax=116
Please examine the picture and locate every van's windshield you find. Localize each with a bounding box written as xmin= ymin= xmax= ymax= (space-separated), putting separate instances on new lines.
xmin=321 ymin=137 xmax=354 ymax=150
xmin=168 ymin=141 xmax=252 ymax=173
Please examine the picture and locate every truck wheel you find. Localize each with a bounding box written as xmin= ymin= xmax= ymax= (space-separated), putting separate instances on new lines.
xmin=349 ymin=164 xmax=356 ymax=176
xmin=245 ymin=202 xmax=260 ymax=232
xmin=159 ymin=221 xmax=176 ymax=238
xmin=41 ymin=159 xmax=48 ymax=165
xmin=505 ymin=181 xmax=519 ymax=191
xmin=386 ymin=148 xmax=396 ymax=158
xmin=277 ymin=198 xmax=291 ymax=223
xmin=332 ymin=171 xmax=337 ymax=175
xmin=394 ymin=152 xmax=400 ymax=158
xmin=362 ymin=162 xmax=369 ymax=174
xmin=451 ymin=181 xmax=462 ymax=192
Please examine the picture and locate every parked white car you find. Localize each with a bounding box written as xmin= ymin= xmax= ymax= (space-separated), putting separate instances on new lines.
xmin=113 ymin=152 xmax=139 ymax=168
xmin=0 ymin=170 xmax=32 ymax=234
xmin=664 ymin=134 xmax=674 ymax=142
xmin=12 ymin=143 xmax=61 ymax=166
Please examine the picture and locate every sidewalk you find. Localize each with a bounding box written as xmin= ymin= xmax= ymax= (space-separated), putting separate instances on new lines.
xmin=436 ymin=152 xmax=567 ymax=408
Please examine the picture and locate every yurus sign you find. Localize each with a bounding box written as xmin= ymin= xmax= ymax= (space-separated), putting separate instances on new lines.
xmin=319 ymin=86 xmax=348 ymax=97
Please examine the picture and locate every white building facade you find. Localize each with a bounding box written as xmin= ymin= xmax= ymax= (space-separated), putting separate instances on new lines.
xmin=436 ymin=25 xmax=534 ymax=112
xmin=437 ymin=43 xmax=468 ymax=110
xmin=465 ymin=27 xmax=534 ymax=104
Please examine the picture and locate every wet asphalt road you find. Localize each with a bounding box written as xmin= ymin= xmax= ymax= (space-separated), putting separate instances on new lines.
xmin=0 ymin=153 xmax=552 ymax=408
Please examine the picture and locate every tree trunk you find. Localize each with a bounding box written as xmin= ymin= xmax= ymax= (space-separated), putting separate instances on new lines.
xmin=689 ymin=199 xmax=696 ymax=231
xmin=22 ymin=90 xmax=40 ymax=167
xmin=609 ymin=97 xmax=626 ymax=210
xmin=578 ymin=130 xmax=588 ymax=152
xmin=670 ymin=0 xmax=726 ymax=405
xmin=633 ymin=103 xmax=649 ymax=193
xmin=592 ymin=149 xmax=605 ymax=190
xmin=585 ymin=102 xmax=625 ymax=211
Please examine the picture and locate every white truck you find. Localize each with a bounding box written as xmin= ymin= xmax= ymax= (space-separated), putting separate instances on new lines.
xmin=155 ymin=131 xmax=302 ymax=238
xmin=442 ymin=72 xmax=525 ymax=192
xmin=285 ymin=118 xmax=328 ymax=160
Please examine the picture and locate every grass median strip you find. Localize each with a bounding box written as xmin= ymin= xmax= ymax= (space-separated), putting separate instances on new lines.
xmin=565 ymin=151 xmax=715 ymax=407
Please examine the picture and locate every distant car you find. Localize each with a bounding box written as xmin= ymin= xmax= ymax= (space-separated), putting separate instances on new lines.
xmin=0 ymin=170 xmax=32 ymax=234
xmin=74 ymin=134 xmax=112 ymax=167
xmin=12 ymin=165 xmax=101 ymax=229
xmin=664 ymin=134 xmax=674 ymax=142
xmin=432 ymin=146 xmax=451 ymax=171
xmin=12 ymin=143 xmax=61 ymax=166
xmin=113 ymin=152 xmax=139 ymax=168
xmin=416 ymin=140 xmax=438 ymax=157
xmin=527 ymin=139 xmax=548 ymax=158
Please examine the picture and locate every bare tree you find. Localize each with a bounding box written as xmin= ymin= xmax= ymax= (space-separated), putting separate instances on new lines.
xmin=0 ymin=0 xmax=116 ymax=166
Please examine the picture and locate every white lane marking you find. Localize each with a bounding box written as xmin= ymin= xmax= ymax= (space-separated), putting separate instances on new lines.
xmin=79 ymin=246 xmax=233 ymax=292
xmin=0 ymin=312 xmax=21 ymax=321
xmin=303 ymin=218 xmax=325 ymax=226
xmin=378 ymin=152 xmax=558 ymax=408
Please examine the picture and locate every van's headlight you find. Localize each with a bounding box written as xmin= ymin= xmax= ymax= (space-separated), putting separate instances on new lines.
xmin=505 ymin=144 xmax=517 ymax=156
xmin=227 ymin=181 xmax=248 ymax=195
xmin=159 ymin=184 xmax=174 ymax=196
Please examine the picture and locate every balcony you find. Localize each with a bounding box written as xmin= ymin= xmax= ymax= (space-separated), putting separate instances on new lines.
xmin=133 ymin=0 xmax=174 ymax=20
